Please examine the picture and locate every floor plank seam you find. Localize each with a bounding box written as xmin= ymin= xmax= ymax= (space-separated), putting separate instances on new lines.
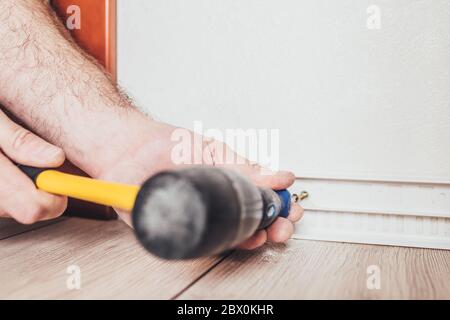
xmin=170 ymin=251 xmax=235 ymax=300
xmin=0 ymin=219 xmax=65 ymax=241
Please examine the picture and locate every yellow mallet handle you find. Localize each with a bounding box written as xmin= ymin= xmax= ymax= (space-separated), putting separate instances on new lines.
xmin=33 ymin=169 xmax=140 ymax=212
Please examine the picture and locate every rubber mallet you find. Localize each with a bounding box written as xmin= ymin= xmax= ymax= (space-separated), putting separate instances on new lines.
xmin=20 ymin=166 xmax=294 ymax=259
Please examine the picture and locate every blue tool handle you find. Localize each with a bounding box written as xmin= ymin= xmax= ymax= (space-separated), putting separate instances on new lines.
xmin=258 ymin=188 xmax=292 ymax=229
xmin=276 ymin=189 xmax=292 ymax=218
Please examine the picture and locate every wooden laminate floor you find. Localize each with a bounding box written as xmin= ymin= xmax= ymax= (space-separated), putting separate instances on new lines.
xmin=1 ymin=217 xmax=449 ymax=300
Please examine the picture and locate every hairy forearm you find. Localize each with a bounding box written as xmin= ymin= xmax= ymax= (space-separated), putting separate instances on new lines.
xmin=0 ymin=0 xmax=152 ymax=177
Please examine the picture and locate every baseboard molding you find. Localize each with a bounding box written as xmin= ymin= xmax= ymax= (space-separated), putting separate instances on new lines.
xmin=292 ymin=178 xmax=450 ymax=249
xmin=294 ymin=210 xmax=450 ymax=250
xmin=292 ymin=179 xmax=450 ymax=218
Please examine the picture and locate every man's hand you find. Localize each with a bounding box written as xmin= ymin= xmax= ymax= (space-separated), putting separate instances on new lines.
xmin=0 ymin=0 xmax=302 ymax=249
xmin=0 ymin=110 xmax=67 ymax=224
xmin=97 ymin=120 xmax=304 ymax=250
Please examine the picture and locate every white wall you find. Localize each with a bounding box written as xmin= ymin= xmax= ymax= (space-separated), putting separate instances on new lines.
xmin=117 ymin=0 xmax=450 ymax=184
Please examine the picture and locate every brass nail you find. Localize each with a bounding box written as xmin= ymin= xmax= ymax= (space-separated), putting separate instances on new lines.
xmin=292 ymin=191 xmax=309 ymax=203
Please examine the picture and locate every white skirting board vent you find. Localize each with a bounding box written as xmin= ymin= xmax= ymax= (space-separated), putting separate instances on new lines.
xmin=294 ymin=211 xmax=450 ymax=250
xmin=291 ymin=178 xmax=450 ymax=250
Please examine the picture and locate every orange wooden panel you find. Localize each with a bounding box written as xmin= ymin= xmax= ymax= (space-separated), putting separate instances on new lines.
xmin=51 ymin=0 xmax=116 ymax=80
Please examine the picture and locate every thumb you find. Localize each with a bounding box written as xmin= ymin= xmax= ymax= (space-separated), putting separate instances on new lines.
xmin=209 ymin=142 xmax=295 ymax=190
xmin=234 ymin=162 xmax=295 ymax=190
xmin=0 ymin=111 xmax=65 ymax=167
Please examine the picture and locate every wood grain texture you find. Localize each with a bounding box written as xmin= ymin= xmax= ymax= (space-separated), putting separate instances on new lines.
xmin=2 ymin=218 xmax=449 ymax=299
xmin=0 ymin=218 xmax=220 ymax=299
xmin=179 ymin=240 xmax=450 ymax=300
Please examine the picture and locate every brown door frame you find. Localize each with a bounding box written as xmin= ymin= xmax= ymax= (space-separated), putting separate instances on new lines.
xmin=51 ymin=0 xmax=117 ymax=80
